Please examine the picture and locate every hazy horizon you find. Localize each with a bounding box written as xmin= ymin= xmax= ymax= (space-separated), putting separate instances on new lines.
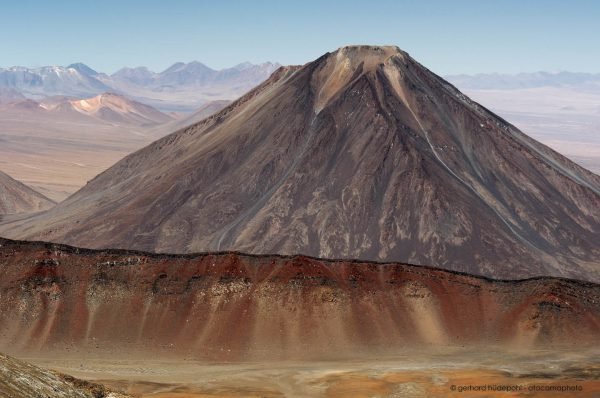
xmin=2 ymin=1 xmax=599 ymax=75
xmin=0 ymin=59 xmax=280 ymax=74
xmin=3 ymin=59 xmax=600 ymax=77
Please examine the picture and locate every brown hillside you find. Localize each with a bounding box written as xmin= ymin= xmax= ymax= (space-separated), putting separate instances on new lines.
xmin=0 ymin=238 xmax=597 ymax=361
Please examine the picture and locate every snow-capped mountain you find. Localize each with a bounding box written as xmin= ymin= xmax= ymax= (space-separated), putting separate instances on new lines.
xmin=0 ymin=61 xmax=281 ymax=111
xmin=0 ymin=64 xmax=110 ymax=98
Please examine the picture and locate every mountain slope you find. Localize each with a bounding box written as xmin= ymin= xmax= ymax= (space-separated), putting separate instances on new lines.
xmin=0 ymin=352 xmax=128 ymax=398
xmin=110 ymin=66 xmax=156 ymax=85
xmin=445 ymin=71 xmax=600 ymax=91
xmin=67 ymin=92 xmax=173 ymax=126
xmin=1 ymin=45 xmax=599 ymax=281
xmin=0 ymin=171 xmax=55 ymax=214
xmin=445 ymin=75 xmax=600 ymax=174
xmin=142 ymin=100 xmax=232 ymax=143
xmin=0 ymin=93 xmax=173 ymax=127
xmin=0 ymin=238 xmax=598 ymax=360
xmin=158 ymin=99 xmax=231 ymax=133
xmin=66 ymin=62 xmax=99 ymax=77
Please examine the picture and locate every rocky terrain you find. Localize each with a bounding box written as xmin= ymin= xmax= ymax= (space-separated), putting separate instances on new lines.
xmin=2 ymin=45 xmax=598 ymax=281
xmin=0 ymin=170 xmax=55 ymax=214
xmin=0 ymin=352 xmax=129 ymax=398
xmin=0 ymin=237 xmax=598 ymax=362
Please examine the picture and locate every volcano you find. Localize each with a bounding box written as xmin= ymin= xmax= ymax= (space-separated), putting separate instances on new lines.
xmin=1 ymin=46 xmax=598 ymax=281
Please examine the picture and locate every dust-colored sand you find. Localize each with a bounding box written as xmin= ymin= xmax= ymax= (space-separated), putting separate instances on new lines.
xmin=22 ymin=349 xmax=600 ymax=398
xmin=0 ymin=115 xmax=160 ymax=201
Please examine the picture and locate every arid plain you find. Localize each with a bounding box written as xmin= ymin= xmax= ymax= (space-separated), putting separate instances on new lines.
xmin=19 ymin=350 xmax=600 ymax=398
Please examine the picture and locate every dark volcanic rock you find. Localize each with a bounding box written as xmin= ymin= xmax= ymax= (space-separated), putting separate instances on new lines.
xmin=0 ymin=238 xmax=598 ymax=360
xmin=1 ymin=45 xmax=599 ymax=281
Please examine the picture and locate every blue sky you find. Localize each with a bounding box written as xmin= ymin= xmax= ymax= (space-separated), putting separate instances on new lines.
xmin=1 ymin=0 xmax=599 ymax=75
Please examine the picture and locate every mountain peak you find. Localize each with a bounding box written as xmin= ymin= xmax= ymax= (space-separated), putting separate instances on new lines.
xmin=232 ymin=61 xmax=254 ymax=71
xmin=161 ymin=61 xmax=212 ymax=75
xmin=66 ymin=62 xmax=98 ymax=76
xmin=98 ymin=91 xmax=122 ymax=99
xmin=337 ymin=44 xmax=403 ymax=54
xmin=312 ymin=45 xmax=408 ymax=112
xmin=333 ymin=45 xmax=406 ymax=68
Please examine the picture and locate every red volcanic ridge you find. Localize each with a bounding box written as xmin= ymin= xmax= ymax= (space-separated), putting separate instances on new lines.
xmin=0 ymin=238 xmax=598 ymax=361
xmin=1 ymin=45 xmax=598 ymax=282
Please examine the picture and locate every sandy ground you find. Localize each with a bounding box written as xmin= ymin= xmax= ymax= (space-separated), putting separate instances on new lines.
xmin=22 ymin=349 xmax=600 ymax=397
xmin=0 ymin=114 xmax=159 ymax=201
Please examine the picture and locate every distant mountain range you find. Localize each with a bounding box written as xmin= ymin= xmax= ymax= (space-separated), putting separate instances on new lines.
xmin=0 ymin=61 xmax=280 ymax=111
xmin=4 ymin=64 xmax=597 ymax=111
xmin=0 ymin=65 xmax=110 ymax=97
xmin=0 ymin=92 xmax=173 ymax=127
xmin=445 ymin=71 xmax=600 ymax=91
xmin=111 ymin=61 xmax=279 ymax=88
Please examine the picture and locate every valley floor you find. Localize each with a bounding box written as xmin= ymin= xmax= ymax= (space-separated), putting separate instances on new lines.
xmin=21 ymin=349 xmax=600 ymax=397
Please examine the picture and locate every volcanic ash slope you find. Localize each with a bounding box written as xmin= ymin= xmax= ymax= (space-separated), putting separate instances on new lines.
xmin=1 ymin=45 xmax=599 ymax=281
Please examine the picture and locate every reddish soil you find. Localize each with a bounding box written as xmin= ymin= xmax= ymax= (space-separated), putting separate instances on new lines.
xmin=0 ymin=238 xmax=598 ymax=361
